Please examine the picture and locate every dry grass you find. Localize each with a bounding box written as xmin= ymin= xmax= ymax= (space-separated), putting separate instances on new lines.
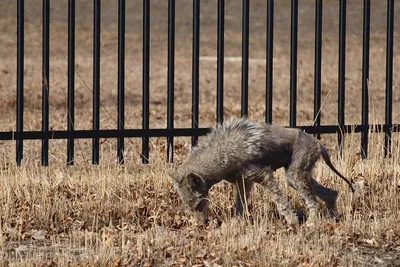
xmin=0 ymin=131 xmax=400 ymax=266
xmin=1 ymin=0 xmax=400 ymax=266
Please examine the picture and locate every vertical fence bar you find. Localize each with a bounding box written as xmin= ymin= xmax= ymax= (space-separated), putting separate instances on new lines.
xmin=313 ymin=0 xmax=322 ymax=139
xmin=92 ymin=0 xmax=101 ymax=164
xmin=142 ymin=0 xmax=150 ymax=163
xmin=361 ymin=0 xmax=370 ymax=158
xmin=384 ymin=0 xmax=394 ymax=157
xmin=290 ymin=0 xmax=298 ymax=127
xmin=42 ymin=0 xmax=50 ymax=166
xmin=192 ymin=0 xmax=200 ymax=146
xmin=117 ymin=0 xmax=125 ymax=164
xmin=216 ymin=0 xmax=224 ymax=124
xmin=266 ymin=0 xmax=274 ymax=124
xmin=67 ymin=0 xmax=75 ymax=165
xmin=241 ymin=0 xmax=249 ymax=118
xmin=16 ymin=0 xmax=24 ymax=166
xmin=338 ymin=0 xmax=346 ymax=155
xmin=92 ymin=0 xmax=101 ymax=165
xmin=167 ymin=0 xmax=175 ymax=162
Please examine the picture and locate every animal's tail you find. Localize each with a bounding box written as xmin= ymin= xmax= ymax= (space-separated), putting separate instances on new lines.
xmin=319 ymin=142 xmax=355 ymax=193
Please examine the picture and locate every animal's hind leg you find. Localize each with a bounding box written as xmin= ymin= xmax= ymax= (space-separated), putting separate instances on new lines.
xmin=287 ymin=169 xmax=321 ymax=224
xmin=310 ymin=178 xmax=338 ymax=218
xmin=235 ymin=180 xmax=253 ymax=217
xmin=259 ymin=172 xmax=298 ymax=226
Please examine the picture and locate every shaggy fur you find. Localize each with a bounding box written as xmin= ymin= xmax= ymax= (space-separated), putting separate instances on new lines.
xmin=169 ymin=117 xmax=354 ymax=226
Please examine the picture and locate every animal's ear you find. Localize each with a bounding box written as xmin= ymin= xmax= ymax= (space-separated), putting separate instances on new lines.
xmin=186 ymin=173 xmax=206 ymax=189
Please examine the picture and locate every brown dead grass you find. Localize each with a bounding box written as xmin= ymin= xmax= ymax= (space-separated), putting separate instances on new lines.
xmin=0 ymin=0 xmax=400 ymax=266
xmin=0 ymin=132 xmax=400 ymax=266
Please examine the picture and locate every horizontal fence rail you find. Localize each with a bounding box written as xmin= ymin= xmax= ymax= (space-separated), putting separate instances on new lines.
xmin=9 ymin=0 xmax=398 ymax=165
xmin=3 ymin=124 xmax=399 ymax=140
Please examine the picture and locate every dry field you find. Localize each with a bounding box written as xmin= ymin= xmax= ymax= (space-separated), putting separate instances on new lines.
xmin=1 ymin=133 xmax=400 ymax=266
xmin=0 ymin=0 xmax=400 ymax=266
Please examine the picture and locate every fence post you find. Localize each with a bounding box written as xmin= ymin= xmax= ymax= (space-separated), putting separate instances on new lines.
xmin=167 ymin=0 xmax=175 ymax=162
xmin=384 ymin=0 xmax=394 ymax=158
xmin=67 ymin=0 xmax=75 ymax=165
xmin=42 ymin=0 xmax=50 ymax=166
xmin=338 ymin=0 xmax=346 ymax=155
xmin=191 ymin=0 xmax=200 ymax=147
xmin=241 ymin=0 xmax=249 ymax=118
xmin=217 ymin=0 xmax=224 ymax=124
xmin=92 ymin=0 xmax=101 ymax=165
xmin=313 ymin=0 xmax=322 ymax=139
xmin=16 ymin=0 xmax=24 ymax=166
xmin=117 ymin=0 xmax=125 ymax=164
xmin=361 ymin=0 xmax=370 ymax=158
xmin=290 ymin=0 xmax=298 ymax=128
xmin=142 ymin=0 xmax=150 ymax=163
xmin=266 ymin=0 xmax=274 ymax=124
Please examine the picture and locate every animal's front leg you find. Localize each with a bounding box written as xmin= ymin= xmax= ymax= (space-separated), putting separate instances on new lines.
xmin=235 ymin=180 xmax=253 ymax=217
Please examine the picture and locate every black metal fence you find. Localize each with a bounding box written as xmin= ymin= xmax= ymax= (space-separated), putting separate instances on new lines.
xmin=3 ymin=0 xmax=399 ymax=166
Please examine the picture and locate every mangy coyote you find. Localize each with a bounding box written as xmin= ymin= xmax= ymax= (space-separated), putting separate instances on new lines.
xmin=169 ymin=117 xmax=354 ymax=226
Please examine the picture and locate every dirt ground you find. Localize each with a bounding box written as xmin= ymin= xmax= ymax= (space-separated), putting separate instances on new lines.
xmin=0 ymin=0 xmax=400 ymax=129
xmin=0 ymin=0 xmax=400 ymax=266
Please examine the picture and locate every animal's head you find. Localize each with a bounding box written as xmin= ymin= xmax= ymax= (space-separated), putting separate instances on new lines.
xmin=169 ymin=171 xmax=209 ymax=218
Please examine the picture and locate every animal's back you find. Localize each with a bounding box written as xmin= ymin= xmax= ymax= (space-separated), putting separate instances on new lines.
xmin=192 ymin=118 xmax=265 ymax=160
xmin=184 ymin=118 xmax=300 ymax=179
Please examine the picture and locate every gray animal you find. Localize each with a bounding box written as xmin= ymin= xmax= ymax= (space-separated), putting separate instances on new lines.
xmin=169 ymin=117 xmax=354 ymax=226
